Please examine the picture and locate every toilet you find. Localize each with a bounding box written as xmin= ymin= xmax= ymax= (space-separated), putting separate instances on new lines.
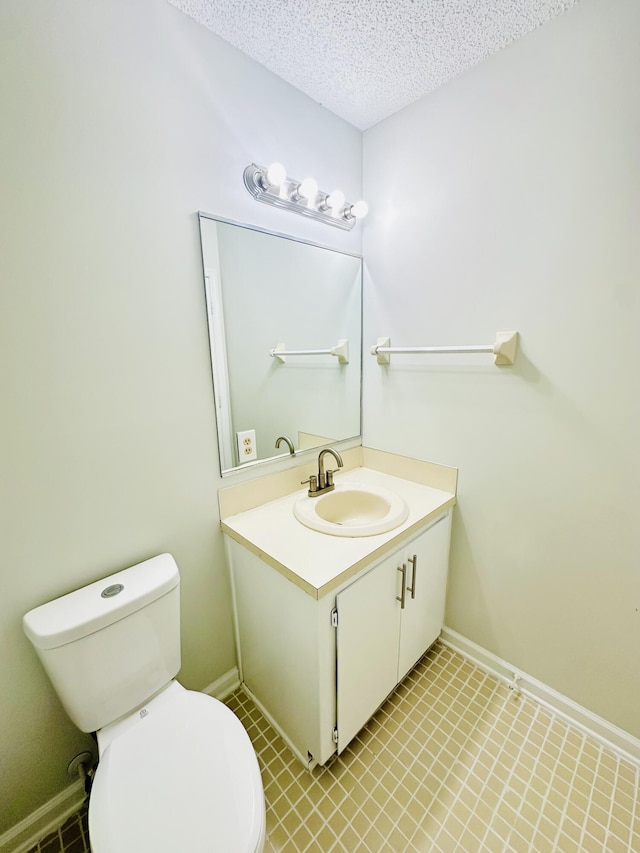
xmin=23 ymin=554 xmax=265 ymax=853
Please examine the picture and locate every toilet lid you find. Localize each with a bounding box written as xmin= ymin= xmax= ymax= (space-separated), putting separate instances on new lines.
xmin=89 ymin=689 xmax=264 ymax=853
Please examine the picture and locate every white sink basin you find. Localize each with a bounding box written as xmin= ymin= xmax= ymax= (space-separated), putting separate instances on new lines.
xmin=293 ymin=484 xmax=409 ymax=537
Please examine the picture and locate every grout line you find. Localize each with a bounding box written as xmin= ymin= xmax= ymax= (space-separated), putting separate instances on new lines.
xmin=26 ymin=643 xmax=640 ymax=853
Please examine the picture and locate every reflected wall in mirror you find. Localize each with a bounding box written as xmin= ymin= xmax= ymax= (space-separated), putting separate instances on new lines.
xmin=199 ymin=214 xmax=362 ymax=474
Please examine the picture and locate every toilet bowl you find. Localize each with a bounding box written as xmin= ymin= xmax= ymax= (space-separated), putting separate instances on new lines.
xmin=90 ymin=682 xmax=265 ymax=852
xmin=23 ymin=554 xmax=265 ymax=853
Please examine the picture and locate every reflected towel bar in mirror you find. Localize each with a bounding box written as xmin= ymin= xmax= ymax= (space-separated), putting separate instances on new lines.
xmin=370 ymin=331 xmax=518 ymax=366
xmin=271 ymin=339 xmax=349 ymax=364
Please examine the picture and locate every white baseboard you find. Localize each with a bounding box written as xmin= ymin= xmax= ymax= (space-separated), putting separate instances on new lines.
xmin=440 ymin=626 xmax=640 ymax=766
xmin=201 ymin=666 xmax=241 ymax=701
xmin=0 ymin=779 xmax=85 ymax=853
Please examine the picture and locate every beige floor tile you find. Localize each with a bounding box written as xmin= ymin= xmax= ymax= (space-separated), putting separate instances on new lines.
xmin=29 ymin=642 xmax=640 ymax=853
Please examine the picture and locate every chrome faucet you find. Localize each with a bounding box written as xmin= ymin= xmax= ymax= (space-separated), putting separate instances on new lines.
xmin=301 ymin=448 xmax=344 ymax=497
xmin=275 ymin=435 xmax=295 ymax=455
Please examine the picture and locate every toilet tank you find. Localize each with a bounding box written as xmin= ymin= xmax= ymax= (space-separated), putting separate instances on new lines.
xmin=23 ymin=554 xmax=181 ymax=733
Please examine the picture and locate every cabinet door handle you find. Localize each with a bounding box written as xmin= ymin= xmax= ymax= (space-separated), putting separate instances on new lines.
xmin=407 ymin=554 xmax=417 ymax=599
xmin=396 ymin=564 xmax=407 ymax=609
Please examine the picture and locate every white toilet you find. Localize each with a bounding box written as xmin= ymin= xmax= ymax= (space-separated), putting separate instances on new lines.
xmin=23 ymin=554 xmax=265 ymax=853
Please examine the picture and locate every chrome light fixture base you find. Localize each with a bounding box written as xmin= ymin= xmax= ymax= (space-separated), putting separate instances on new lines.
xmin=243 ymin=164 xmax=361 ymax=231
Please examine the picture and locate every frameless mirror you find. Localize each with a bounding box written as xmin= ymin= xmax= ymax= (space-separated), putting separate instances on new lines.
xmin=199 ymin=214 xmax=362 ymax=474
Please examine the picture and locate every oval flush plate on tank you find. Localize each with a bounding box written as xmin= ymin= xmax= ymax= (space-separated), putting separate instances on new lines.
xmin=101 ymin=583 xmax=124 ymax=599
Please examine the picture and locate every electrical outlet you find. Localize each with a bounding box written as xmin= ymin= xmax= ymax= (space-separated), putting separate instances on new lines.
xmin=236 ymin=429 xmax=257 ymax=463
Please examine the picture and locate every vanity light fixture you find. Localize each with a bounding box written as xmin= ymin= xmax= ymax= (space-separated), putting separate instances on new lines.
xmin=258 ymin=161 xmax=287 ymax=191
xmin=292 ymin=176 xmax=319 ymax=204
xmin=319 ymin=189 xmax=345 ymax=213
xmin=343 ymin=200 xmax=369 ymax=221
xmin=243 ymin=162 xmax=368 ymax=230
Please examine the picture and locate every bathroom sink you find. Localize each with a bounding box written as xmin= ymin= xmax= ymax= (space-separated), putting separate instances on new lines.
xmin=293 ymin=484 xmax=409 ymax=537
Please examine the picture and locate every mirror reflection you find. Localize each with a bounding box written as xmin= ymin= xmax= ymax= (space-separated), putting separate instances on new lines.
xmin=199 ymin=214 xmax=362 ymax=474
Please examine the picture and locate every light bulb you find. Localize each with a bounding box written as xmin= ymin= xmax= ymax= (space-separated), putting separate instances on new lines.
xmin=326 ymin=190 xmax=345 ymax=211
xmin=297 ymin=177 xmax=318 ymax=201
xmin=350 ymin=200 xmax=369 ymax=219
xmin=265 ymin=161 xmax=286 ymax=187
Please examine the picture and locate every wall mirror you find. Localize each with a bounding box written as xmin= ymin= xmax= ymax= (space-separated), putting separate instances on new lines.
xmin=198 ymin=213 xmax=362 ymax=474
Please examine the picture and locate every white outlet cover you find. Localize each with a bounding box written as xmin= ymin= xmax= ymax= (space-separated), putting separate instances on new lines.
xmin=236 ymin=429 xmax=257 ymax=463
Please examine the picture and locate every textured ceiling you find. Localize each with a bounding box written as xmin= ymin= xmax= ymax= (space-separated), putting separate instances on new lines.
xmin=168 ymin=0 xmax=580 ymax=130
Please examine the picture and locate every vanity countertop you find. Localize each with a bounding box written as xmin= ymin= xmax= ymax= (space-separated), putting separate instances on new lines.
xmin=221 ymin=467 xmax=456 ymax=599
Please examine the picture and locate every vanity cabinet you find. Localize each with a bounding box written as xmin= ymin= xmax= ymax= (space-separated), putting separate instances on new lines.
xmin=336 ymin=512 xmax=451 ymax=753
xmin=225 ymin=510 xmax=452 ymax=767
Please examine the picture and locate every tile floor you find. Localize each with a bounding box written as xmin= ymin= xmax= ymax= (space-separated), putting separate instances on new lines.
xmin=26 ymin=642 xmax=640 ymax=852
xmin=25 ymin=809 xmax=89 ymax=853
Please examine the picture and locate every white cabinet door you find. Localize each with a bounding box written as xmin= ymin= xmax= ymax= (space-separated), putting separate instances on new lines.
xmin=336 ymin=552 xmax=402 ymax=753
xmin=397 ymin=513 xmax=452 ymax=680
xmin=336 ymin=512 xmax=452 ymax=753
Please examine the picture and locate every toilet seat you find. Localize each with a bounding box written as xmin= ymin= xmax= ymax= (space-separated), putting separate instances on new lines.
xmin=89 ymin=683 xmax=265 ymax=853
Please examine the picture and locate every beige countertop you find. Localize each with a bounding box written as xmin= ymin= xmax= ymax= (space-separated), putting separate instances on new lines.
xmin=221 ymin=466 xmax=456 ymax=599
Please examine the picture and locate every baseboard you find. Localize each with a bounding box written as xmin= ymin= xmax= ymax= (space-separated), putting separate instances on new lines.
xmin=440 ymin=626 xmax=640 ymax=766
xmin=0 ymin=779 xmax=85 ymax=853
xmin=201 ymin=666 xmax=241 ymax=702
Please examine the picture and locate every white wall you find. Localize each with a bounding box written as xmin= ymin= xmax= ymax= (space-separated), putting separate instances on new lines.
xmin=363 ymin=0 xmax=639 ymax=738
xmin=0 ymin=0 xmax=361 ymax=832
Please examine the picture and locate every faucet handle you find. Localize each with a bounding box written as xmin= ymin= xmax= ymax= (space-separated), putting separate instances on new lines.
xmin=301 ymin=475 xmax=318 ymax=494
xmin=325 ymin=469 xmax=340 ymax=487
